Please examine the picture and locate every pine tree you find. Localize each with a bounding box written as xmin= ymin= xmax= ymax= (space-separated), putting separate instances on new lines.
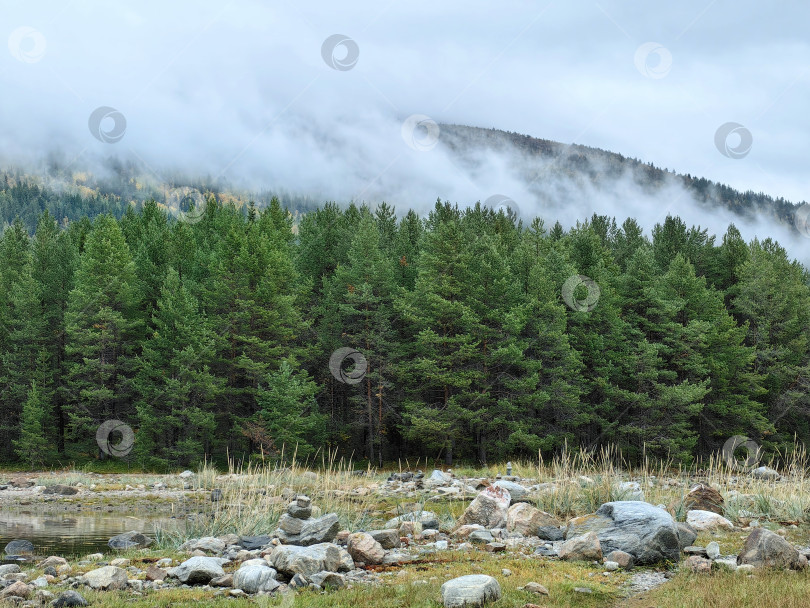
xmin=255 ymin=360 xmax=326 ymax=463
xmin=13 ymin=380 xmax=49 ymax=469
xmin=63 ymin=215 xmax=141 ymax=458
xmin=133 ymin=269 xmax=220 ymax=468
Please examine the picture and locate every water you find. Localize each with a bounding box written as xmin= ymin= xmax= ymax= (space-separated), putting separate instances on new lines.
xmin=0 ymin=509 xmax=173 ymax=560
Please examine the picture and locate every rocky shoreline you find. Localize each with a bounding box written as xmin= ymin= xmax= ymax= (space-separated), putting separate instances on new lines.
xmin=1 ymin=466 xmax=808 ymax=607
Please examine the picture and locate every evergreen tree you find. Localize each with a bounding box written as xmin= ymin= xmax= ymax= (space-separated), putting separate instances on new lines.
xmin=63 ymin=215 xmax=140 ymax=458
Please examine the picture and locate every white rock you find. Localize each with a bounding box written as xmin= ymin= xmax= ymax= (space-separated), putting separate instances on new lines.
xmin=686 ymin=510 xmax=734 ymax=531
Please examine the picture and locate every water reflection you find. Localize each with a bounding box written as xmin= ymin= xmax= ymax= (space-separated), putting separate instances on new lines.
xmin=0 ymin=510 xmax=172 ymax=559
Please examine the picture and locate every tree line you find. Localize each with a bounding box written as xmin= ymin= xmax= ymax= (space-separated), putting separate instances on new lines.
xmin=1 ymin=195 xmax=809 ymax=470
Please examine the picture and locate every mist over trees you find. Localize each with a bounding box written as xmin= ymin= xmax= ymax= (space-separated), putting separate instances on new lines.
xmin=0 ymin=187 xmax=809 ymax=470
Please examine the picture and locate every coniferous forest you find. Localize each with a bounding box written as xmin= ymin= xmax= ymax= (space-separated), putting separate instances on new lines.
xmin=1 ymin=181 xmax=809 ymax=471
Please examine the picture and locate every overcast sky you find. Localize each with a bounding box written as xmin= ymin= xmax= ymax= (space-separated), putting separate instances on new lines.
xmin=2 ymin=1 xmax=809 ymax=236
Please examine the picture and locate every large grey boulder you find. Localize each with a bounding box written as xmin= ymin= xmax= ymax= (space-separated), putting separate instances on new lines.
xmin=454 ymin=486 xmax=511 ymax=529
xmin=4 ymin=539 xmax=34 ymax=556
xmin=172 ymin=556 xmax=226 ymax=584
xmin=270 ymin=543 xmax=343 ymax=577
xmin=751 ymin=466 xmax=780 ymax=481
xmin=238 ymin=535 xmax=272 ymax=550
xmin=565 ymin=501 xmax=681 ymax=565
xmin=83 ymin=566 xmax=128 ymax=590
xmin=108 ymin=531 xmax=153 ymax=550
xmin=384 ymin=510 xmax=439 ymax=531
xmin=233 ymin=564 xmax=280 ymax=594
xmin=310 ymin=571 xmax=345 ymax=589
xmin=492 ymin=480 xmax=526 ymax=502
xmin=179 ymin=536 xmax=226 ymax=553
xmin=440 ymin=574 xmax=502 ymax=608
xmin=737 ymin=528 xmax=804 ymax=570
xmin=277 ymin=513 xmax=340 ymax=546
xmin=0 ymin=564 xmax=21 ymax=575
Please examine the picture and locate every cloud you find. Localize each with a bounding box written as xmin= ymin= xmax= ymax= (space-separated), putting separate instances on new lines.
xmin=1 ymin=0 xmax=809 ymax=262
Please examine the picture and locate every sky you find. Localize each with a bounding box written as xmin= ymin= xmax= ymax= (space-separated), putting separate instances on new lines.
xmin=2 ymin=1 xmax=810 ymax=257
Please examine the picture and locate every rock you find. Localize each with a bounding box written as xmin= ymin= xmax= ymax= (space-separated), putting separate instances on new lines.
xmin=347 ymin=533 xmax=385 ymax=565
xmin=523 ymin=581 xmax=549 ymax=595
xmin=469 ymin=530 xmax=494 ymax=544
xmin=173 ymin=556 xmax=226 ymax=584
xmin=0 ymin=564 xmax=22 ymax=576
xmin=210 ymin=574 xmax=234 ymax=587
xmin=751 ymin=466 xmax=780 ymax=481
xmin=737 ymin=528 xmax=804 ymax=570
xmin=233 ymin=564 xmax=280 ymax=594
xmin=38 ymin=556 xmax=67 ymax=568
xmin=4 ymin=539 xmax=34 ymax=556
xmin=399 ymin=521 xmax=422 ymax=536
xmin=108 ymin=531 xmax=153 ymax=550
xmin=484 ymin=542 xmax=506 ymax=552
xmin=441 ymin=574 xmax=501 ymax=608
xmin=277 ymin=513 xmax=340 ymax=546
xmin=565 ymin=501 xmax=680 ymax=565
xmin=368 ymin=529 xmax=401 ymax=549
xmin=537 ymin=525 xmax=564 ymax=541
xmin=42 ymin=485 xmax=79 ymax=495
xmin=713 ymin=558 xmax=738 ymax=571
xmin=83 ymin=566 xmax=128 ymax=590
xmin=288 ymin=503 xmax=312 ymax=520
xmin=506 ymin=503 xmax=560 ymax=536
xmin=706 ymin=541 xmax=720 ymax=560
xmin=616 ymin=481 xmax=644 ymax=501
xmin=429 ymin=470 xmax=452 ymax=483
xmin=271 ymin=543 xmax=343 ymax=577
xmin=676 ymin=522 xmax=698 ymax=549
xmin=684 ymin=556 xmax=712 ymax=573
xmin=145 ymin=565 xmax=167 ymax=581
xmin=338 ymin=548 xmax=355 ymax=571
xmin=605 ymin=550 xmax=635 ymax=569
xmin=0 ymin=581 xmax=30 ymax=599
xmin=736 ymin=564 xmax=756 ymax=574
xmin=559 ymin=532 xmax=602 ymax=561
xmin=179 ymin=470 xmax=195 ymax=479
xmin=186 ymin=537 xmax=226 ymax=554
xmin=385 ymin=511 xmax=440 ymax=531
xmin=686 ymin=510 xmax=734 ymax=531
xmin=684 ymin=484 xmax=724 ymax=515
xmin=454 ymin=486 xmax=511 ymax=530
xmin=310 ymin=571 xmax=345 ymax=589
xmin=9 ymin=477 xmax=34 ymax=488
xmin=492 ymin=480 xmax=526 ymax=502
xmin=238 ymin=535 xmax=272 ymax=550
xmin=52 ymin=590 xmax=89 ymax=607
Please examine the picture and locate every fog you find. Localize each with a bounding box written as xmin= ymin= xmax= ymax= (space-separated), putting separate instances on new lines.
xmin=2 ymin=0 xmax=809 ymax=262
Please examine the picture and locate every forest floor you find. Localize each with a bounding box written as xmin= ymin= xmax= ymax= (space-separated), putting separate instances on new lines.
xmin=2 ymin=451 xmax=810 ymax=606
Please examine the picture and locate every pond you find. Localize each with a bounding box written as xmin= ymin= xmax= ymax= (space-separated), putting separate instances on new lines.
xmin=0 ymin=510 xmax=175 ymax=560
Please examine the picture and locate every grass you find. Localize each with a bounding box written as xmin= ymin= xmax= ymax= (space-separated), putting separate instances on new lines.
xmin=6 ymin=443 xmax=810 ymax=606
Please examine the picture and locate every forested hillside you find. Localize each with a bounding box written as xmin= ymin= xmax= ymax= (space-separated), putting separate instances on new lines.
xmin=1 ymin=190 xmax=809 ymax=471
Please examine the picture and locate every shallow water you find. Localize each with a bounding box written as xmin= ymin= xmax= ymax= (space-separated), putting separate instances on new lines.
xmin=0 ymin=510 xmax=173 ymax=560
